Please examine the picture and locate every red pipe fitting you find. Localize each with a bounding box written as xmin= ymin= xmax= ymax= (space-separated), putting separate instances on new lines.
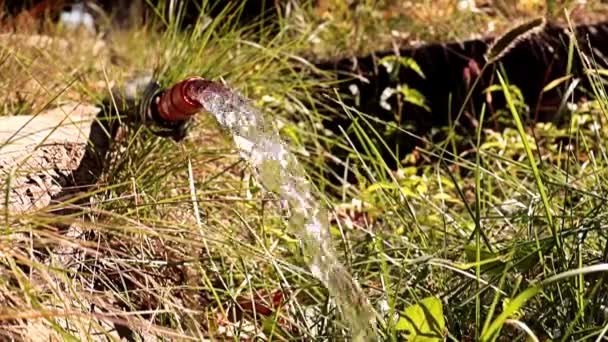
xmin=156 ymin=76 xmax=211 ymax=122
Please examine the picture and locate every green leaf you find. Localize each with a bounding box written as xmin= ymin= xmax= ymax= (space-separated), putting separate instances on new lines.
xmin=542 ymin=74 xmax=573 ymax=92
xmin=397 ymin=84 xmax=431 ymax=112
xmin=364 ymin=181 xmax=398 ymax=194
xmin=379 ymin=55 xmax=426 ymax=79
xmin=395 ymin=296 xmax=445 ymax=341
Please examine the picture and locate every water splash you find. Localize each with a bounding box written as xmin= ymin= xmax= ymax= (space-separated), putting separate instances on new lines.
xmin=193 ymin=82 xmax=376 ymax=340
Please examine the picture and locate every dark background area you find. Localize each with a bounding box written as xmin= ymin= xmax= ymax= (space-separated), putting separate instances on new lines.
xmin=0 ymin=0 xmax=284 ymax=30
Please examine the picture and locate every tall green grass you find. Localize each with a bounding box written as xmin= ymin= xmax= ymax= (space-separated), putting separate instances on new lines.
xmin=318 ymin=14 xmax=608 ymax=341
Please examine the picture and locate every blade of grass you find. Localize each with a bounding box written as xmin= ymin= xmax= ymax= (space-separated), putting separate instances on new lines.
xmin=496 ymin=72 xmax=563 ymax=257
xmin=481 ymin=264 xmax=608 ymax=341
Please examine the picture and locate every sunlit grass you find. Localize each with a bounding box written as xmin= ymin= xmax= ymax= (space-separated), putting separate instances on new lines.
xmin=0 ymin=1 xmax=344 ymax=340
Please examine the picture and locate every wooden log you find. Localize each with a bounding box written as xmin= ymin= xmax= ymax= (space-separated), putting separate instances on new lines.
xmin=0 ymin=102 xmax=104 ymax=214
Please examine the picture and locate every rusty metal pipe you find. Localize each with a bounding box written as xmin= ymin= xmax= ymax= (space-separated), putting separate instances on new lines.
xmin=155 ymin=76 xmax=211 ymax=122
xmin=117 ymin=75 xmax=218 ymax=140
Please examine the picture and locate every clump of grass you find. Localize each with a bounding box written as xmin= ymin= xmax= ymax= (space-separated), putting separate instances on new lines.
xmin=0 ymin=2 xmax=349 ymax=340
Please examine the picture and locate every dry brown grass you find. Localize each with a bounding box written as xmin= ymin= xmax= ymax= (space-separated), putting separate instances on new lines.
xmin=0 ymin=30 xmax=108 ymax=115
xmin=292 ymin=0 xmax=608 ymax=59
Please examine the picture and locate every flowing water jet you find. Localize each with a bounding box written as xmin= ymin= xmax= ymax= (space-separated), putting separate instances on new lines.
xmin=154 ymin=76 xmax=377 ymax=340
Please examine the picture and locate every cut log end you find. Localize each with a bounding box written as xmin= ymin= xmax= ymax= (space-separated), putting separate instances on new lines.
xmin=0 ymin=102 xmax=102 ymax=215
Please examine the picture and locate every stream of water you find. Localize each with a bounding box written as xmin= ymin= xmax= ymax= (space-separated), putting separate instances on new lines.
xmin=192 ymin=82 xmax=376 ymax=340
